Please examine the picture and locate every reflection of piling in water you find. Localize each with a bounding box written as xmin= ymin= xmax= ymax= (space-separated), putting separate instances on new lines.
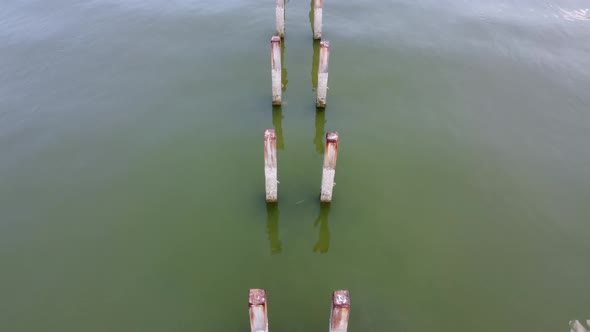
xmin=249 ymin=289 xmax=268 ymax=332
xmin=313 ymin=0 xmax=323 ymax=39
xmin=266 ymin=202 xmax=282 ymax=255
xmin=276 ymin=0 xmax=285 ymax=37
xmin=316 ymin=40 xmax=330 ymax=108
xmin=320 ymin=132 xmax=338 ymax=202
xmin=272 ymin=106 xmax=285 ymax=150
xmin=311 ymin=39 xmax=320 ymax=89
xmin=313 ymin=203 xmax=330 ymax=253
xmin=330 ymin=290 xmax=350 ymax=332
xmin=264 ymin=129 xmax=278 ymax=202
xmin=314 ymin=109 xmax=325 ymax=153
xmin=271 ymin=36 xmax=282 ymax=105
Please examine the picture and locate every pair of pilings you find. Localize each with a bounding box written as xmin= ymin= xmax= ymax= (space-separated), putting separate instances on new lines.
xmin=264 ymin=130 xmax=338 ymax=203
xmin=275 ymin=0 xmax=323 ymax=39
xmin=271 ymin=34 xmax=330 ymax=107
xmin=249 ymin=289 xmax=350 ymax=332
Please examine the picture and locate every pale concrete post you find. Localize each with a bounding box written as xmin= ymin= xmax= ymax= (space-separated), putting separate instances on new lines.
xmin=569 ymin=320 xmax=590 ymax=332
xmin=271 ymin=36 xmax=282 ymax=105
xmin=320 ymin=132 xmax=338 ymax=202
xmin=249 ymin=289 xmax=269 ymax=332
xmin=330 ymin=290 xmax=350 ymax=332
xmin=313 ymin=0 xmax=323 ymax=39
xmin=264 ymin=129 xmax=278 ymax=202
xmin=276 ymin=0 xmax=285 ymax=38
xmin=316 ymin=40 xmax=330 ymax=108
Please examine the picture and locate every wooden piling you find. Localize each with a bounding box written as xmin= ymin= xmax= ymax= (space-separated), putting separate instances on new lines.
xmin=264 ymin=129 xmax=278 ymax=202
xmin=276 ymin=0 xmax=285 ymax=38
xmin=271 ymin=36 xmax=282 ymax=105
xmin=320 ymin=132 xmax=338 ymax=202
xmin=313 ymin=0 xmax=323 ymax=39
xmin=249 ymin=289 xmax=269 ymax=332
xmin=330 ymin=290 xmax=350 ymax=332
xmin=316 ymin=40 xmax=330 ymax=108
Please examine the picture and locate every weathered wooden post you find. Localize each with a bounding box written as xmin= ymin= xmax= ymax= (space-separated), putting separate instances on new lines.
xmin=320 ymin=132 xmax=338 ymax=202
xmin=330 ymin=290 xmax=350 ymax=332
xmin=313 ymin=0 xmax=323 ymax=39
xmin=316 ymin=40 xmax=330 ymax=108
xmin=249 ymin=289 xmax=269 ymax=332
xmin=264 ymin=129 xmax=278 ymax=202
xmin=271 ymin=36 xmax=282 ymax=105
xmin=276 ymin=0 xmax=285 ymax=38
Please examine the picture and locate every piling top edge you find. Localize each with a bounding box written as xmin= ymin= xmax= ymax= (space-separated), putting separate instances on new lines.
xmin=264 ymin=129 xmax=276 ymax=140
xmin=332 ymin=290 xmax=350 ymax=307
xmin=320 ymin=40 xmax=330 ymax=48
xmin=326 ymin=131 xmax=339 ymax=142
xmin=249 ymin=289 xmax=266 ymax=305
xmin=271 ymin=36 xmax=281 ymax=43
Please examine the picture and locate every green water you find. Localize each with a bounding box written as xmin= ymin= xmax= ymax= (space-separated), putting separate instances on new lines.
xmin=1 ymin=0 xmax=590 ymax=331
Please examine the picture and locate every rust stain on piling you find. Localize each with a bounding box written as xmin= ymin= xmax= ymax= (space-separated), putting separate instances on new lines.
xmin=249 ymin=289 xmax=266 ymax=306
xmin=324 ymin=131 xmax=338 ymax=169
xmin=326 ymin=131 xmax=338 ymax=143
xmin=264 ymin=129 xmax=277 ymax=167
xmin=264 ymin=129 xmax=277 ymax=141
xmin=249 ymin=289 xmax=268 ymax=332
xmin=330 ymin=290 xmax=350 ymax=332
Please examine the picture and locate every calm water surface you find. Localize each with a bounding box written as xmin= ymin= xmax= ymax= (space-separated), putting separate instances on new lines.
xmin=1 ymin=0 xmax=590 ymax=331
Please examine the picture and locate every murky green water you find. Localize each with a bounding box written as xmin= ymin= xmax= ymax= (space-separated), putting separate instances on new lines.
xmin=1 ymin=0 xmax=590 ymax=331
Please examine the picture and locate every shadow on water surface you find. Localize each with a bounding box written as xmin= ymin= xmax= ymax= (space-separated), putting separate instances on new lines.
xmin=314 ymin=109 xmax=325 ymax=153
xmin=311 ymin=29 xmax=323 ymax=153
xmin=266 ymin=202 xmax=282 ymax=255
xmin=311 ymin=39 xmax=320 ymax=90
xmin=313 ymin=203 xmax=331 ymax=254
xmin=272 ymin=105 xmax=284 ymax=150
